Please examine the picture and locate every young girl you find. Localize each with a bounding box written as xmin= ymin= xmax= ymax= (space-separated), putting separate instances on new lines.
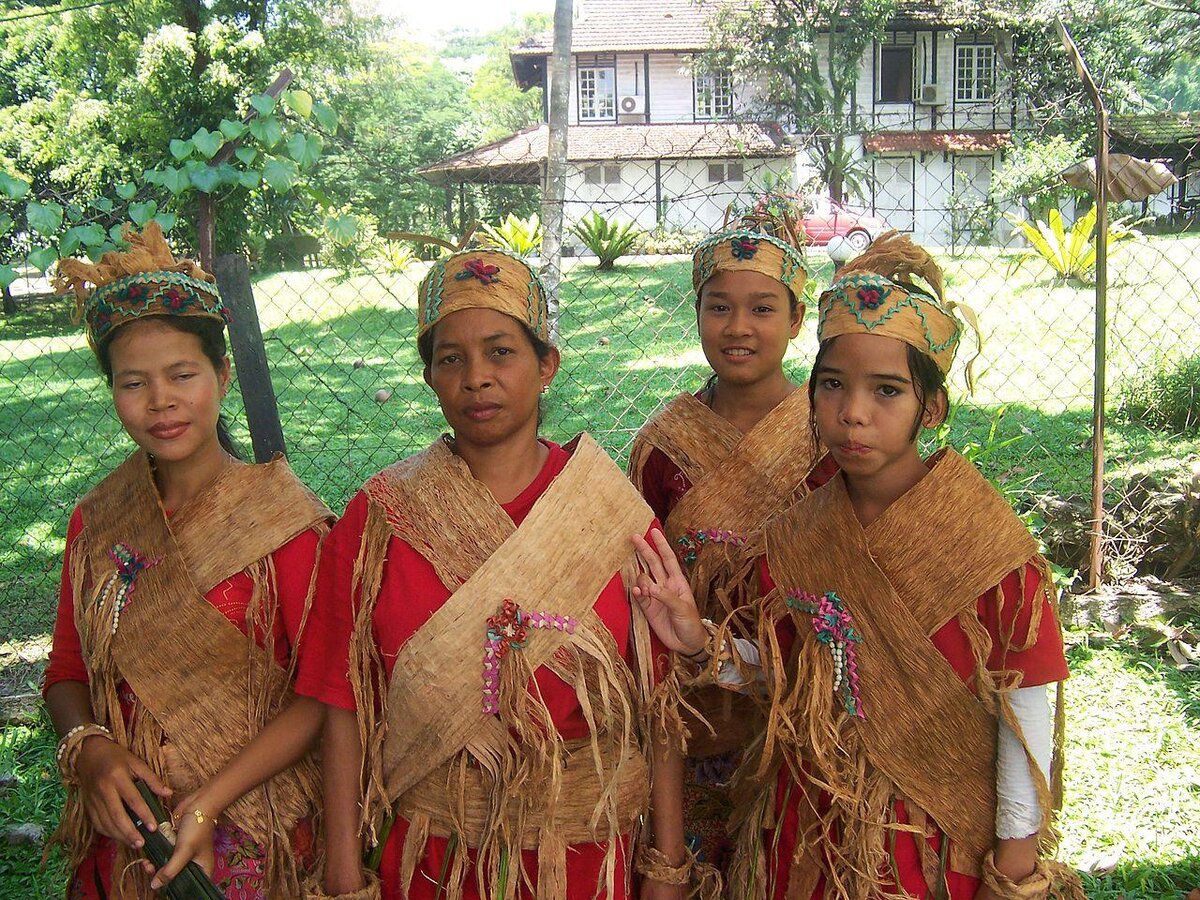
xmin=627 ymin=219 xmax=835 ymax=881
xmin=636 ymin=233 xmax=1080 ymax=900
xmin=44 ymin=223 xmax=330 ymax=898
xmin=296 ymin=248 xmax=689 ymax=900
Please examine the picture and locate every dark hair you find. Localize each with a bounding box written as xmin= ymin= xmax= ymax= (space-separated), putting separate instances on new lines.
xmin=807 ymin=336 xmax=950 ymax=446
xmin=96 ymin=315 xmax=244 ymax=460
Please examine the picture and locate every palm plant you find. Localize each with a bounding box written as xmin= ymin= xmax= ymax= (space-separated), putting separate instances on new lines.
xmin=1006 ymin=205 xmax=1140 ymax=283
xmin=478 ymin=213 xmax=542 ymax=257
xmin=569 ymin=212 xmax=641 ymax=270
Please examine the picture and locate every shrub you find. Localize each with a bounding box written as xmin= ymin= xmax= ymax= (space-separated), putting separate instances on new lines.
xmin=478 ymin=213 xmax=542 ymax=257
xmin=634 ymin=226 xmax=705 ymax=256
xmin=1118 ymin=354 xmax=1200 ymax=434
xmin=569 ymin=212 xmax=641 ymax=270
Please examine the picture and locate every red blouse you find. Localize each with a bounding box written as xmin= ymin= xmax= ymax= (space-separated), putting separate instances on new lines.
xmin=44 ymin=506 xmax=321 ymax=694
xmin=296 ymin=441 xmax=664 ymax=900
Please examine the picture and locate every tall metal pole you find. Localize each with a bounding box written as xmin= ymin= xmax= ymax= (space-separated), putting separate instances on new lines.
xmin=1057 ymin=20 xmax=1109 ymax=589
xmin=539 ymin=0 xmax=572 ymax=343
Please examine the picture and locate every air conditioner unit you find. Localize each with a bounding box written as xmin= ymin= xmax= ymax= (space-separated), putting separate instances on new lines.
xmin=917 ymin=83 xmax=948 ymax=106
xmin=619 ymin=95 xmax=645 ymax=114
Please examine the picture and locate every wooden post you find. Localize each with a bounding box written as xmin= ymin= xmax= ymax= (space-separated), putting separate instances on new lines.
xmin=213 ymin=253 xmax=287 ymax=462
xmin=539 ymin=0 xmax=573 ymax=343
xmin=1058 ymin=20 xmax=1109 ymax=589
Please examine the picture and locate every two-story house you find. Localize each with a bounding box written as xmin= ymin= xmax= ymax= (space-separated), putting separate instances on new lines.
xmin=420 ymin=0 xmax=1021 ymax=244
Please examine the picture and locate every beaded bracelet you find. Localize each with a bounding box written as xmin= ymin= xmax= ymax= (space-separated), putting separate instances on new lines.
xmin=56 ymin=723 xmax=114 ymax=783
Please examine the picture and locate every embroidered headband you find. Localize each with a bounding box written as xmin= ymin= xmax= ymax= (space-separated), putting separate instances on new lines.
xmin=417 ymin=248 xmax=549 ymax=342
xmin=816 ymin=231 xmax=980 ymax=380
xmin=55 ymin=221 xmax=227 ymax=353
xmin=692 ymin=228 xmax=808 ymax=304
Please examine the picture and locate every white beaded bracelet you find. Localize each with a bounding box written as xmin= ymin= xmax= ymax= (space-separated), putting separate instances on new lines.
xmin=55 ymin=723 xmax=114 ymax=780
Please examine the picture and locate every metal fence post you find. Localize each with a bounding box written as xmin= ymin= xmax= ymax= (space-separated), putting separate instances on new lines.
xmin=1058 ymin=20 xmax=1109 ymax=589
xmin=213 ymin=253 xmax=288 ymax=462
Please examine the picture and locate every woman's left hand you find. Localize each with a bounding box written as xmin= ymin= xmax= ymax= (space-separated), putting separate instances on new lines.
xmin=631 ymin=529 xmax=708 ymax=656
xmin=150 ymin=790 xmax=217 ymax=890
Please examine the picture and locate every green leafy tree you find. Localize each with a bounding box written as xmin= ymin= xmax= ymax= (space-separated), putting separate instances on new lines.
xmin=710 ymin=0 xmax=895 ymax=204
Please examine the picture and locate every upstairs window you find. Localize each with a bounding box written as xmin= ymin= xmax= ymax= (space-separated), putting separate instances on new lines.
xmin=695 ymin=69 xmax=733 ymax=120
xmin=579 ymin=65 xmax=616 ymax=121
xmin=956 ymin=44 xmax=995 ymax=102
xmin=878 ymin=44 xmax=914 ymax=103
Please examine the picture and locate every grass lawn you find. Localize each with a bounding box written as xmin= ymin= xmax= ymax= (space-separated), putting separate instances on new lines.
xmin=2 ymin=236 xmax=1199 ymax=896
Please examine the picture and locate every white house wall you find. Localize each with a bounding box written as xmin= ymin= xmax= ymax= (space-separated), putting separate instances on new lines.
xmin=561 ymin=158 xmax=794 ymax=238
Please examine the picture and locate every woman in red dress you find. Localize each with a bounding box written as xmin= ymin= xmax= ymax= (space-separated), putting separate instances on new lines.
xmin=297 ymin=248 xmax=694 ymax=900
xmin=44 ymin=223 xmax=329 ymax=898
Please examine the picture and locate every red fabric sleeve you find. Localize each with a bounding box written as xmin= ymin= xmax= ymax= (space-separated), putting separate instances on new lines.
xmin=934 ymin=561 xmax=1069 ymax=688
xmin=294 ymin=492 xmax=368 ymax=710
xmin=637 ymin=446 xmax=691 ymax=524
xmin=271 ymin=527 xmax=323 ymax=652
xmin=980 ymin=562 xmax=1069 ymax=686
xmin=43 ymin=507 xmax=89 ymax=695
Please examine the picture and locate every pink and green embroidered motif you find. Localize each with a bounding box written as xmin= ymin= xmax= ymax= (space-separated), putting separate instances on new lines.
xmin=676 ymin=528 xmax=747 ymax=568
xmin=730 ymin=236 xmax=760 ymax=260
xmin=455 ymin=257 xmax=502 ymax=285
xmin=101 ymin=543 xmax=160 ymax=634
xmin=786 ymin=589 xmax=864 ymax=719
xmin=482 ymin=599 xmax=577 ymax=715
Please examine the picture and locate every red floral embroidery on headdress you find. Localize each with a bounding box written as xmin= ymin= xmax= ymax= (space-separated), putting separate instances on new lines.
xmin=455 ymin=257 xmax=502 ymax=285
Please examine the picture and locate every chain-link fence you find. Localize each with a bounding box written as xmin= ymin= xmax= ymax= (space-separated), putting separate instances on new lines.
xmin=3 ymin=24 xmax=1199 ymax=704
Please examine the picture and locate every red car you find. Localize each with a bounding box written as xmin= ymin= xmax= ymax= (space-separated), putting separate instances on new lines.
xmin=799 ymin=198 xmax=888 ymax=252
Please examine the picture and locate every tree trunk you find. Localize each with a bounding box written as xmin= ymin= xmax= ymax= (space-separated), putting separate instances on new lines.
xmin=2 ymin=284 xmax=14 ymax=317
xmin=538 ymin=0 xmax=573 ymax=343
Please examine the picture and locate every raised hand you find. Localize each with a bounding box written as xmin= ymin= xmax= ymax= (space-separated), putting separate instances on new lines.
xmin=630 ymin=529 xmax=708 ymax=657
xmin=74 ymin=736 xmax=172 ymax=850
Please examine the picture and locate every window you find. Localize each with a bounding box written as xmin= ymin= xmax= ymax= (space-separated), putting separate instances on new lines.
xmin=579 ymin=66 xmax=616 ymax=121
xmin=878 ymin=45 xmax=914 ymax=103
xmin=695 ymin=69 xmax=733 ymax=120
xmin=707 ymin=162 xmax=745 ymax=183
xmin=583 ymin=164 xmax=622 ymax=185
xmin=956 ymin=44 xmax=994 ymax=102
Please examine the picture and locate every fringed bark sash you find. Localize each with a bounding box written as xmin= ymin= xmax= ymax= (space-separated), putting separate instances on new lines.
xmin=61 ymin=451 xmax=330 ymax=896
xmin=352 ymin=435 xmax=665 ymax=900
xmin=629 ymin=390 xmax=826 ymax=759
xmin=750 ymin=450 xmax=1059 ymax=897
xmin=379 ymin=434 xmax=653 ymax=796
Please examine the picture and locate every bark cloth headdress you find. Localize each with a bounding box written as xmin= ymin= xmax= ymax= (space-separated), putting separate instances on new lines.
xmin=417 ymin=247 xmax=550 ymax=341
xmin=817 ymin=230 xmax=981 ymax=383
xmin=55 ymin=221 xmax=228 ymax=354
xmin=691 ymin=207 xmax=810 ymax=304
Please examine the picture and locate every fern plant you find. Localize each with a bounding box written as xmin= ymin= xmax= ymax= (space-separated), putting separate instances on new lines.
xmin=569 ymin=212 xmax=641 ymax=270
xmin=478 ymin=213 xmax=542 ymax=257
xmin=1006 ymin=205 xmax=1140 ymax=283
